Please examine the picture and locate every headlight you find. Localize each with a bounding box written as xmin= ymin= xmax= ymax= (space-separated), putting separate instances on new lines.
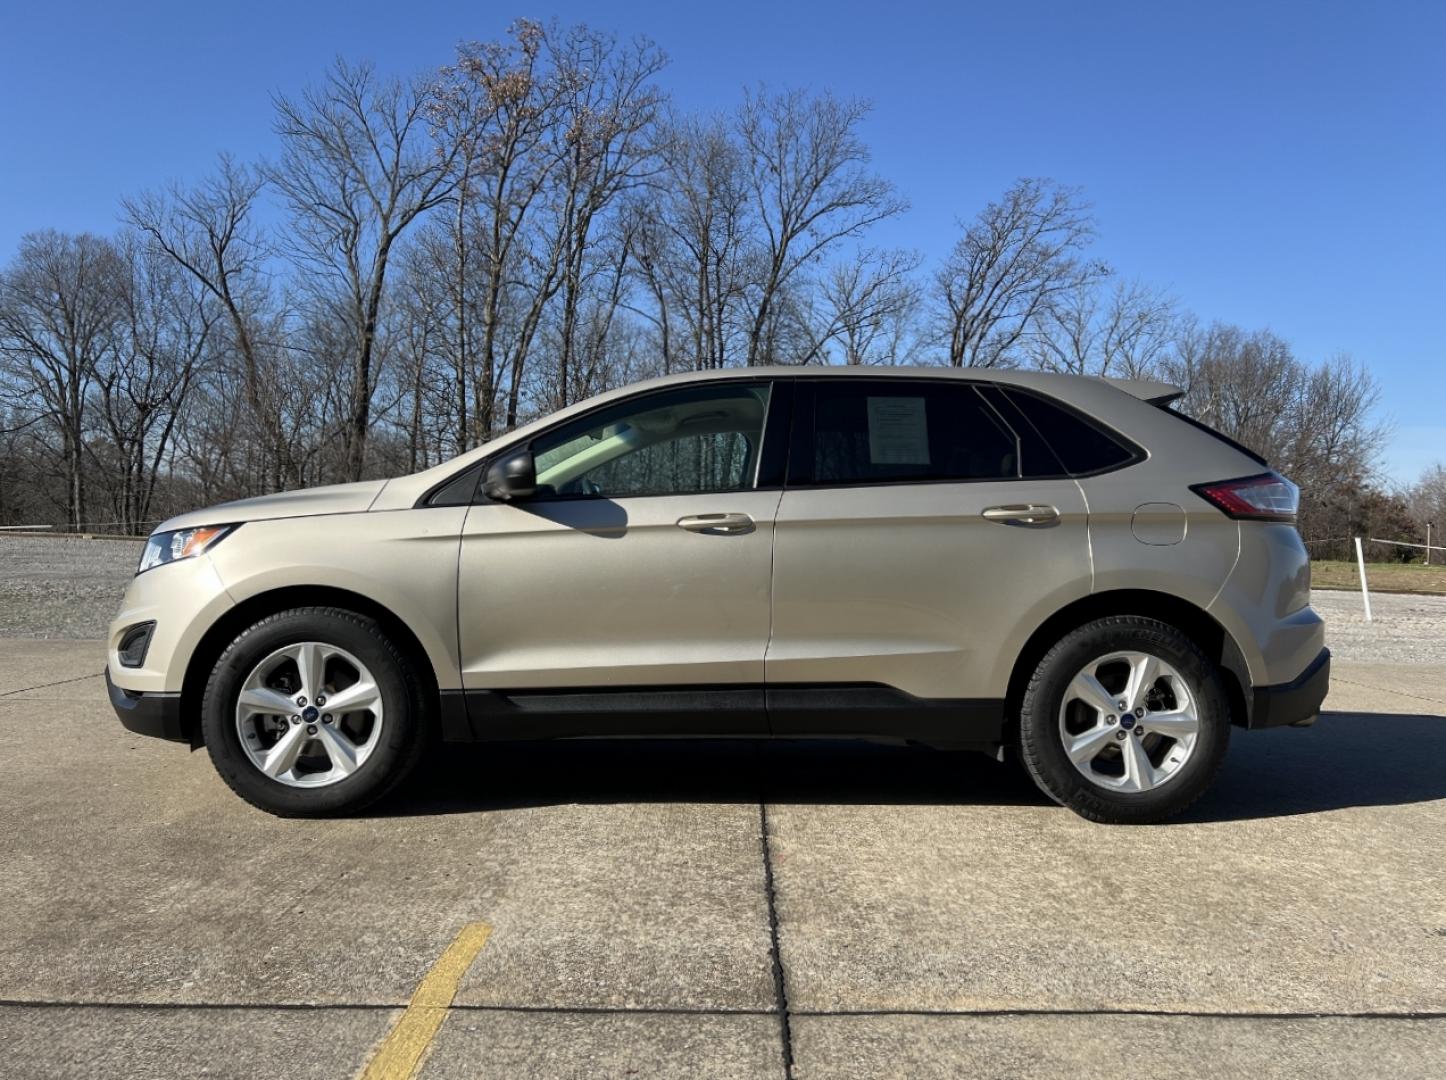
xmin=137 ymin=524 xmax=239 ymax=574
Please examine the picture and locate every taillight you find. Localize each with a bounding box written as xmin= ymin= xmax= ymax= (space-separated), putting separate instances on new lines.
xmin=1191 ymin=471 xmax=1299 ymax=522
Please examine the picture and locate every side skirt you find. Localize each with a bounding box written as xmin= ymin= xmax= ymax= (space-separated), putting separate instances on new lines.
xmin=440 ymin=683 xmax=1005 ymax=750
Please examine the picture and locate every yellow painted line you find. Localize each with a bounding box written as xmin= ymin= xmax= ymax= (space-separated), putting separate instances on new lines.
xmin=358 ymin=922 xmax=492 ymax=1080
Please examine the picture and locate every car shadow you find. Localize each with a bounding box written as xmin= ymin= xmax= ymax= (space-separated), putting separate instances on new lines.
xmin=377 ymin=737 xmax=1046 ymax=816
xmin=368 ymin=710 xmax=1446 ymax=822
xmin=1182 ymin=710 xmax=1446 ymax=823
xmin=515 ymin=497 xmax=629 ymax=538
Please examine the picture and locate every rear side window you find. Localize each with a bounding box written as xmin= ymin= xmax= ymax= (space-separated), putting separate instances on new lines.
xmin=1001 ymin=388 xmax=1136 ymax=475
xmin=804 ymin=381 xmax=1019 ymax=485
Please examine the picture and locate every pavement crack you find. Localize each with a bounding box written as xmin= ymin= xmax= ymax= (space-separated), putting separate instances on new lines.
xmin=0 ymin=998 xmax=778 ymax=1017
xmin=0 ymin=669 xmax=104 ymax=699
xmin=791 ymin=1006 xmax=1446 ymax=1021
xmin=1331 ymin=675 xmax=1446 ymax=709
xmin=758 ymin=795 xmax=796 ymax=1080
xmin=5 ymin=999 xmax=1443 ymax=1024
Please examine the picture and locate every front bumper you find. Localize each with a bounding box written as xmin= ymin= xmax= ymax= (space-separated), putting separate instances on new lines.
xmin=106 ymin=667 xmax=187 ymax=742
xmin=107 ymin=554 xmax=235 ymax=695
xmin=1248 ymin=647 xmax=1330 ymax=729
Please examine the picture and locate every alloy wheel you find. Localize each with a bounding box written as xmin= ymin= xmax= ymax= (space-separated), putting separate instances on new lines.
xmin=234 ymin=641 xmax=384 ymax=788
xmin=1057 ymin=649 xmax=1200 ymax=793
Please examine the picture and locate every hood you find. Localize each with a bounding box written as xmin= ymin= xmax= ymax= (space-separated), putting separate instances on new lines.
xmin=154 ymin=479 xmax=390 ymax=533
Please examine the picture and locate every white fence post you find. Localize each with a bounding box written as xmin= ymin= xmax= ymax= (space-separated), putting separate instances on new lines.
xmin=1354 ymin=536 xmax=1373 ymax=623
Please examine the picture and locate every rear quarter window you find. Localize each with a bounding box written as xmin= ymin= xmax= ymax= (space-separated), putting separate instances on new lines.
xmin=1002 ymin=388 xmax=1137 ymax=475
xmin=976 ymin=386 xmax=1067 ymax=478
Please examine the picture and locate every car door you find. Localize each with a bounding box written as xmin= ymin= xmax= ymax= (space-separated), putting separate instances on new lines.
xmin=455 ymin=379 xmax=789 ymax=737
xmin=764 ymin=377 xmax=1092 ymax=741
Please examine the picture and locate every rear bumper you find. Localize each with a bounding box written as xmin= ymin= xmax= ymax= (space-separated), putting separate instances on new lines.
xmin=106 ymin=667 xmax=187 ymax=742
xmin=1248 ymin=647 xmax=1330 ymax=729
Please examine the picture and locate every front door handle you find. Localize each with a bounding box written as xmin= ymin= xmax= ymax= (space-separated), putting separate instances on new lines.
xmin=981 ymin=504 xmax=1060 ymax=527
xmin=676 ymin=512 xmax=755 ymax=535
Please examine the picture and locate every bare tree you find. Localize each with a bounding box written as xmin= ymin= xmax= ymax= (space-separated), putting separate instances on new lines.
xmin=936 ymin=178 xmax=1107 ymax=368
xmin=0 ymin=29 xmax=1411 ymax=541
xmin=1161 ymin=324 xmax=1385 ymax=539
xmin=1162 ymin=323 xmax=1301 ymax=458
xmin=1407 ymin=464 xmax=1446 ymax=550
xmin=814 ymin=249 xmax=922 ymax=365
xmin=553 ymin=211 xmax=643 ymax=404
xmin=543 ymin=25 xmax=666 ymax=409
xmin=270 ymin=58 xmax=459 ymax=479
xmin=426 ymin=66 xmax=490 ymax=455
xmin=620 ymin=196 xmax=677 ymax=372
xmin=89 ymin=235 xmax=219 ymax=531
xmin=650 ymin=112 xmax=758 ymax=371
xmin=1291 ymin=354 xmax=1385 ymax=486
xmin=0 ymin=231 xmax=126 ymax=527
xmin=1030 ymin=278 xmax=1178 ymax=378
xmin=436 ymin=22 xmax=572 ymax=436
xmin=738 ymin=88 xmax=905 ymax=366
xmin=123 ymin=158 xmax=294 ymax=490
xmin=388 ymin=231 xmax=454 ymax=469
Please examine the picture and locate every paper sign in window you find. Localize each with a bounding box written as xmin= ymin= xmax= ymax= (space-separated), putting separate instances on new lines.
xmin=867 ymin=396 xmax=930 ymax=464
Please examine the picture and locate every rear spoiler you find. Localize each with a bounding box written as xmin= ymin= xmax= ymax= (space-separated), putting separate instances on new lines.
xmin=1101 ymin=377 xmax=1184 ymax=406
xmin=1103 ymin=377 xmax=1268 ymax=465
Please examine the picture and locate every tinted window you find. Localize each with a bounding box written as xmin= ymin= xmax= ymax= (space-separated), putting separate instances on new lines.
xmin=426 ymin=463 xmax=484 ymax=506
xmin=976 ymin=386 xmax=1066 ymax=478
xmin=1002 ymin=388 xmax=1135 ymax=475
xmin=530 ymin=383 xmax=770 ymax=498
xmin=578 ymin=430 xmax=753 ymax=495
xmin=807 ymin=381 xmax=1018 ymax=485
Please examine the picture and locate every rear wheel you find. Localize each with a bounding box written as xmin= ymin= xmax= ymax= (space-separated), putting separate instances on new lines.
xmin=1018 ymin=616 xmax=1230 ymax=824
xmin=201 ymin=607 xmax=428 ymax=817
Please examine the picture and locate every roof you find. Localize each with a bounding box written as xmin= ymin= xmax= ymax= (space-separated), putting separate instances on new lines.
xmin=614 ymin=364 xmax=1182 ymax=404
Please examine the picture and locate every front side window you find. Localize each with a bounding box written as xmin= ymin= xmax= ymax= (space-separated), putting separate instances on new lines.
xmin=806 ymin=380 xmax=1019 ymax=485
xmin=530 ymin=382 xmax=771 ymax=499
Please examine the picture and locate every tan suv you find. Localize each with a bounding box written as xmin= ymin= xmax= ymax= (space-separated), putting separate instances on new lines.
xmin=106 ymin=368 xmax=1328 ymax=823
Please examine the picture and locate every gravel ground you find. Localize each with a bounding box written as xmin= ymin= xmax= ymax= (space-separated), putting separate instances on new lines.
xmin=0 ymin=535 xmax=142 ymax=639
xmin=1308 ymin=588 xmax=1446 ymax=665
xmin=2 ymin=534 xmax=1444 ymax=664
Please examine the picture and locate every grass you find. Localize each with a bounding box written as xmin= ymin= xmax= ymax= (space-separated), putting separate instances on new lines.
xmin=1311 ymin=560 xmax=1446 ymax=595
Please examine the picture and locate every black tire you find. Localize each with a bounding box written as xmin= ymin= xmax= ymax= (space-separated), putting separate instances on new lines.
xmin=1018 ymin=616 xmax=1230 ymax=824
xmin=201 ymin=606 xmax=429 ymax=817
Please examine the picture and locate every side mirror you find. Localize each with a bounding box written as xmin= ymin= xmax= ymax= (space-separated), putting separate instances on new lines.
xmin=482 ymin=449 xmax=537 ymax=502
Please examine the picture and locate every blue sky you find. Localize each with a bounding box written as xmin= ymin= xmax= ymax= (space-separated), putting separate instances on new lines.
xmin=2 ymin=1 xmax=1442 ymax=483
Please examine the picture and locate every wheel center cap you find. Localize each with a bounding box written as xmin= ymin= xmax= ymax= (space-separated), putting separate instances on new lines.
xmin=301 ymin=706 xmax=320 ymax=723
xmin=1120 ymin=714 xmax=1136 ymax=730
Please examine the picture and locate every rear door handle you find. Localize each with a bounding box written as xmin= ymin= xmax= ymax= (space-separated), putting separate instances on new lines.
xmin=676 ymin=512 xmax=755 ymax=535
xmin=981 ymin=504 xmax=1060 ymax=526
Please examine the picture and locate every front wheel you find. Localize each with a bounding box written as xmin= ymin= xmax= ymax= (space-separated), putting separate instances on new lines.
xmin=1018 ymin=616 xmax=1231 ymax=824
xmin=201 ymin=606 xmax=428 ymax=817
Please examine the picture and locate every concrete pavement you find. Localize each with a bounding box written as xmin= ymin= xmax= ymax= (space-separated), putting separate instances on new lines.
xmin=1 ymin=638 xmax=1443 ymax=1078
